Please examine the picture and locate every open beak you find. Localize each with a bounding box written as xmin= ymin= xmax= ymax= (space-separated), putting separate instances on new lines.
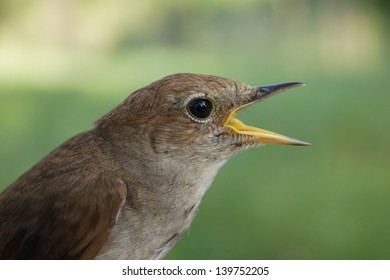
xmin=223 ymin=82 xmax=310 ymax=146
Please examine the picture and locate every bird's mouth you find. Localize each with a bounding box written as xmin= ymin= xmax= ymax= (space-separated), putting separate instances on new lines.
xmin=223 ymin=82 xmax=310 ymax=146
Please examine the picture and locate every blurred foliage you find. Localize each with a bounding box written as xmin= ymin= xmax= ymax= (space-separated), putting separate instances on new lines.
xmin=0 ymin=0 xmax=389 ymax=259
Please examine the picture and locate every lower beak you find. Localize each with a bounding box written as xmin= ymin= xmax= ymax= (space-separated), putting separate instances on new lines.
xmin=223 ymin=82 xmax=310 ymax=146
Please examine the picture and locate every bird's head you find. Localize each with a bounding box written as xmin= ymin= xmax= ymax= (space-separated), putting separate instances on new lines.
xmin=98 ymin=73 xmax=309 ymax=163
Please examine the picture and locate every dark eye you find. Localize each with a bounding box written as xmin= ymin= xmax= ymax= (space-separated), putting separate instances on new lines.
xmin=188 ymin=98 xmax=213 ymax=119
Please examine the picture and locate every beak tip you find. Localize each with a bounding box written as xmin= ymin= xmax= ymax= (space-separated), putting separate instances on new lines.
xmin=297 ymin=141 xmax=311 ymax=146
xmin=288 ymin=82 xmax=306 ymax=89
xmin=257 ymin=82 xmax=306 ymax=98
xmin=288 ymin=139 xmax=311 ymax=146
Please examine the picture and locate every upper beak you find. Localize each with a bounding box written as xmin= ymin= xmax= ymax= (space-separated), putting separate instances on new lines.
xmin=223 ymin=82 xmax=310 ymax=146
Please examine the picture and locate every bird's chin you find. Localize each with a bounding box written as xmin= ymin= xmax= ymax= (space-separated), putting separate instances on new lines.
xmin=226 ymin=133 xmax=266 ymax=149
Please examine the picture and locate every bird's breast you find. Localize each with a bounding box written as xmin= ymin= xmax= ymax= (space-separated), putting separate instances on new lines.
xmin=95 ymin=159 xmax=227 ymax=259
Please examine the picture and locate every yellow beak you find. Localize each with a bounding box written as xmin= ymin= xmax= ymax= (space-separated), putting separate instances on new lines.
xmin=223 ymin=82 xmax=310 ymax=146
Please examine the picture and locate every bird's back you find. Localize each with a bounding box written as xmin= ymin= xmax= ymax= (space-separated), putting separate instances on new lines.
xmin=0 ymin=130 xmax=127 ymax=259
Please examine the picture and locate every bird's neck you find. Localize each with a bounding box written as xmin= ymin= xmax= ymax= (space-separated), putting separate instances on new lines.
xmin=101 ymin=127 xmax=227 ymax=204
xmin=95 ymin=130 xmax=228 ymax=259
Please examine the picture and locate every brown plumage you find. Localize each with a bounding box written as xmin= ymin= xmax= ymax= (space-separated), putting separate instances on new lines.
xmin=0 ymin=73 xmax=308 ymax=259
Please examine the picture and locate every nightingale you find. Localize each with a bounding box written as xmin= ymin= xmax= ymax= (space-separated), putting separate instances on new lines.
xmin=0 ymin=73 xmax=309 ymax=259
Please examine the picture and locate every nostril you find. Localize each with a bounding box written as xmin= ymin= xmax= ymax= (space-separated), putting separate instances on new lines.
xmin=255 ymin=90 xmax=264 ymax=98
xmin=258 ymin=87 xmax=270 ymax=95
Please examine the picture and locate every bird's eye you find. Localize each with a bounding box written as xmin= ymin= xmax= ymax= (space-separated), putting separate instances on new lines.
xmin=187 ymin=98 xmax=213 ymax=119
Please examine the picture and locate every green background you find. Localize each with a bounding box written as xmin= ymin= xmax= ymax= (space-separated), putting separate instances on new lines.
xmin=0 ymin=0 xmax=389 ymax=259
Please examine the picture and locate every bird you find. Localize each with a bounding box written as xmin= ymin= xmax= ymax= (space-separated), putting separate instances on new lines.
xmin=0 ymin=73 xmax=309 ymax=259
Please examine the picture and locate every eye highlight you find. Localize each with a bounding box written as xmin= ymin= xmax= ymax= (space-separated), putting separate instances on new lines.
xmin=187 ymin=98 xmax=214 ymax=120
